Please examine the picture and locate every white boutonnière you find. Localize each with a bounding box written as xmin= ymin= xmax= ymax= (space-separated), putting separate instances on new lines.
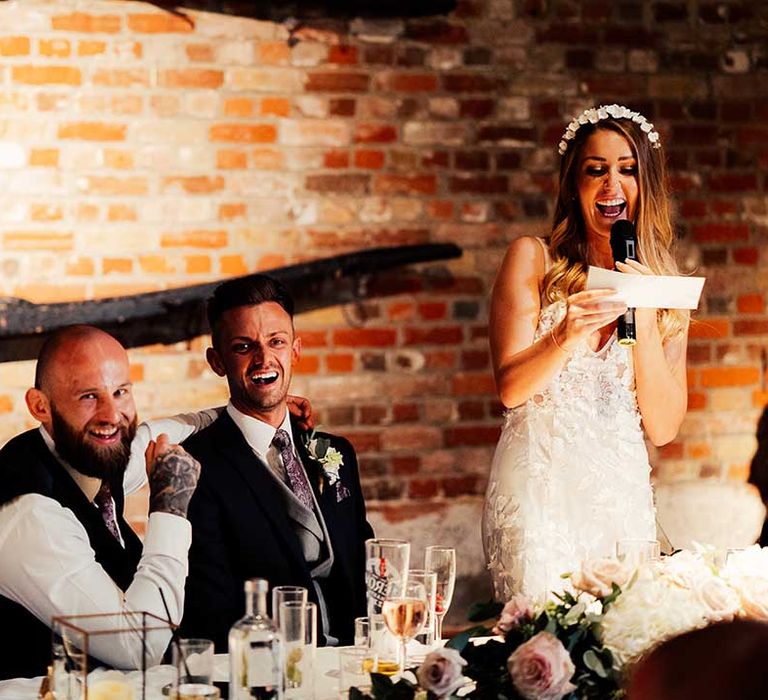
xmin=303 ymin=429 xmax=350 ymax=502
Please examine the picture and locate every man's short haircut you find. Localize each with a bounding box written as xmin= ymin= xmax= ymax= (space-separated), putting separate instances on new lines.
xmin=34 ymin=325 xmax=116 ymax=391
xmin=207 ymin=275 xmax=295 ymax=347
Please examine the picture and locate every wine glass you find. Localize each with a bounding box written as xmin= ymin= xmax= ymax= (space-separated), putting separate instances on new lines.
xmin=616 ymin=538 xmax=661 ymax=569
xmin=424 ymin=545 xmax=456 ymax=643
xmin=381 ymin=578 xmax=428 ymax=673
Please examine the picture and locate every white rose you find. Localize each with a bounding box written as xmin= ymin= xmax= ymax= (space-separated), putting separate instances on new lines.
xmin=695 ymin=577 xmax=740 ymax=623
xmin=735 ymin=577 xmax=768 ymax=620
xmin=572 ymin=558 xmax=631 ymax=598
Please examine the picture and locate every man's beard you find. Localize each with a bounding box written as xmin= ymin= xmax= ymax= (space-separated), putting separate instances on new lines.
xmin=51 ymin=408 xmax=137 ymax=483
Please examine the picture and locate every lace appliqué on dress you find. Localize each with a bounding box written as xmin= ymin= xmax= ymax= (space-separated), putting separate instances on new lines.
xmin=482 ymin=301 xmax=656 ymax=603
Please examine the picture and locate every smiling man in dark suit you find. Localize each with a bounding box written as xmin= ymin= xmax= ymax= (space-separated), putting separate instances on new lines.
xmin=180 ymin=275 xmax=373 ymax=650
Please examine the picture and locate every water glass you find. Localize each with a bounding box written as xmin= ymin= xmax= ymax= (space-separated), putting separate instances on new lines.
xmin=368 ymin=613 xmax=399 ymax=676
xmin=172 ymin=638 xmax=219 ymax=700
xmin=616 ymin=538 xmax=661 ymax=568
xmin=365 ymin=538 xmax=410 ymax=616
xmin=354 ymin=616 xmax=369 ymax=647
xmin=424 ymin=546 xmax=456 ymax=643
xmin=279 ymin=601 xmax=317 ymax=700
xmin=338 ymin=646 xmax=376 ymax=698
xmin=272 ymin=585 xmax=308 ymax=627
xmin=408 ymin=569 xmax=438 ymax=655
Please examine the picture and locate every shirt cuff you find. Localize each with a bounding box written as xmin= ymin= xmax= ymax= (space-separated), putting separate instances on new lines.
xmin=143 ymin=512 xmax=192 ymax=559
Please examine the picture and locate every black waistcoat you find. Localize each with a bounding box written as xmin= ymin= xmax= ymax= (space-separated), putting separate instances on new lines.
xmin=0 ymin=430 xmax=143 ymax=680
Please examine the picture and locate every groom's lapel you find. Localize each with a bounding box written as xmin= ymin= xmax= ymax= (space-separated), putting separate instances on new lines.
xmin=291 ymin=417 xmax=322 ymax=495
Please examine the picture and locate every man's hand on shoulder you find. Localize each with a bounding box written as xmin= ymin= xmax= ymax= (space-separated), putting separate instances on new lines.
xmin=287 ymin=394 xmax=314 ymax=431
xmin=145 ymin=433 xmax=201 ymax=518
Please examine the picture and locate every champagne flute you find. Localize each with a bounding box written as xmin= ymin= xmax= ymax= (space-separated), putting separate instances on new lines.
xmin=424 ymin=546 xmax=456 ymax=643
xmin=381 ymin=578 xmax=428 ymax=673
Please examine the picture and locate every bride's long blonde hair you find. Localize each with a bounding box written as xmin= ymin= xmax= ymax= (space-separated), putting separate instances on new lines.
xmin=542 ymin=118 xmax=688 ymax=341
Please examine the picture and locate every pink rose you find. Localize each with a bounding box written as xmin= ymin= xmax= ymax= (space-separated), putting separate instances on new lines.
xmin=572 ymin=558 xmax=632 ymax=598
xmin=695 ymin=577 xmax=740 ymax=623
xmin=508 ymin=631 xmax=576 ymax=700
xmin=416 ymin=648 xmax=467 ymax=698
xmin=493 ymin=595 xmax=535 ymax=636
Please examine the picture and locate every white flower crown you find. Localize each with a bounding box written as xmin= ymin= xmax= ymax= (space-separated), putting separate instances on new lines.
xmin=557 ymin=103 xmax=661 ymax=156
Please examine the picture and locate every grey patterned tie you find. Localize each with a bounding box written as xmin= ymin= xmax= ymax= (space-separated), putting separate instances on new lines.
xmin=272 ymin=429 xmax=314 ymax=510
xmin=94 ymin=482 xmax=121 ymax=542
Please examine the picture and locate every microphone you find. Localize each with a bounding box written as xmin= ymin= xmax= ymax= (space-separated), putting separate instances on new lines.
xmin=610 ymin=219 xmax=637 ymax=347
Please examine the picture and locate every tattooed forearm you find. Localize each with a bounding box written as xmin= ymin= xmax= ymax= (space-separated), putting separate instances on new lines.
xmin=148 ymin=447 xmax=201 ymax=518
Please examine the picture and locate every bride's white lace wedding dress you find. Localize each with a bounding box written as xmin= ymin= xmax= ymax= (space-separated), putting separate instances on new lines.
xmin=482 ymin=299 xmax=656 ymax=603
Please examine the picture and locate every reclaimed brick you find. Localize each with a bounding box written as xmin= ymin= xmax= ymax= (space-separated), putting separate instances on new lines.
xmin=12 ymin=65 xmax=81 ymax=85
xmin=160 ymin=69 xmax=223 ymax=89
xmin=734 ymin=320 xmax=768 ymax=336
xmin=443 ymin=73 xmax=500 ymax=92
xmin=58 ymin=122 xmax=127 ymax=141
xmin=376 ymin=72 xmax=439 ymax=92
xmin=161 ymin=230 xmax=227 ymax=248
xmin=372 ymin=174 xmax=437 ymax=195
xmin=737 ymin=294 xmax=765 ymax=314
xmin=700 ymin=366 xmax=760 ymax=387
xmin=444 ymin=426 xmax=500 ymax=447
xmin=306 ymin=72 xmax=369 ymax=92
xmin=127 ymin=13 xmax=194 ymax=33
xmin=52 ymin=12 xmax=121 ymax=33
xmin=333 ymin=328 xmax=397 ymax=347
xmin=3 ymin=231 xmax=73 ymax=250
xmin=691 ymin=223 xmax=749 ymax=242
xmin=405 ymin=19 xmax=469 ymax=44
xmin=305 ymin=174 xmax=369 ymax=195
xmin=733 ymin=247 xmax=759 ymax=265
xmin=29 ymin=148 xmax=59 ymax=167
xmin=354 ymin=149 xmax=385 ymax=169
xmin=0 ymin=36 xmax=31 ymax=56
xmin=210 ymin=123 xmax=277 ymax=143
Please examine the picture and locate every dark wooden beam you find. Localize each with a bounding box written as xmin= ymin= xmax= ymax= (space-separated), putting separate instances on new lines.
xmin=141 ymin=0 xmax=457 ymax=21
xmin=0 ymin=243 xmax=462 ymax=362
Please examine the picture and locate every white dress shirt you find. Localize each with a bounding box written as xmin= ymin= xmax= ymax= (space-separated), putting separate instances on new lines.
xmin=226 ymin=403 xmax=297 ymax=482
xmin=124 ymin=408 xmax=221 ymax=496
xmin=0 ymin=413 xmax=220 ymax=673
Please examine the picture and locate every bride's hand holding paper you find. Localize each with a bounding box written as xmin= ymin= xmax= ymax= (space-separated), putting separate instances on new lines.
xmin=586 ymin=265 xmax=705 ymax=310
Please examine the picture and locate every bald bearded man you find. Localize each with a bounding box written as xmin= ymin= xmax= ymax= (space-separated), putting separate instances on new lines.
xmin=0 ymin=325 xmax=201 ymax=680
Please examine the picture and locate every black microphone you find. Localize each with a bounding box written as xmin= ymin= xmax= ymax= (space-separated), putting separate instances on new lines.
xmin=610 ymin=219 xmax=637 ymax=347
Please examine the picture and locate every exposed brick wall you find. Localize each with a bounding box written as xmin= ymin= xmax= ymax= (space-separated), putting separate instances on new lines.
xmin=0 ymin=1 xmax=766 ymax=543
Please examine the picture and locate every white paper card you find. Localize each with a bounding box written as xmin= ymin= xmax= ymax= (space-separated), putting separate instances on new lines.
xmin=586 ymin=266 xmax=705 ymax=309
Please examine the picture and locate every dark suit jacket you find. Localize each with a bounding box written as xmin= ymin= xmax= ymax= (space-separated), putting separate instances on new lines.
xmin=180 ymin=412 xmax=373 ymax=650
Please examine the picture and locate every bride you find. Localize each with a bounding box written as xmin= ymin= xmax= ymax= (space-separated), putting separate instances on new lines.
xmin=482 ymin=105 xmax=690 ymax=602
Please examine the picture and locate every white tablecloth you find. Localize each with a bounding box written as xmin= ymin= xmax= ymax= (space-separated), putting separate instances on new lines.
xmin=0 ymin=648 xmax=344 ymax=700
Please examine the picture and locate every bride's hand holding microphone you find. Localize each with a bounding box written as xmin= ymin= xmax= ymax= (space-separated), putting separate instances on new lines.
xmin=550 ymin=289 xmax=627 ymax=354
xmin=614 ymin=259 xmax=658 ymax=337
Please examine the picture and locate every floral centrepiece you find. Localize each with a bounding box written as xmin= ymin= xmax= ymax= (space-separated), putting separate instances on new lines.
xmin=351 ymin=545 xmax=768 ymax=700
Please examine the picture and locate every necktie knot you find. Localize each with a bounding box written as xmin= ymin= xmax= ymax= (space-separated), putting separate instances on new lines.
xmin=272 ymin=428 xmax=291 ymax=452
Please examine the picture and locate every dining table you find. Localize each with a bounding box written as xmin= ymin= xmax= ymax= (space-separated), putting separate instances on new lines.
xmin=0 ymin=646 xmax=348 ymax=700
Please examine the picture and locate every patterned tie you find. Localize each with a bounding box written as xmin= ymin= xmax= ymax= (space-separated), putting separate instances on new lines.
xmin=272 ymin=429 xmax=314 ymax=510
xmin=94 ymin=482 xmax=121 ymax=542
